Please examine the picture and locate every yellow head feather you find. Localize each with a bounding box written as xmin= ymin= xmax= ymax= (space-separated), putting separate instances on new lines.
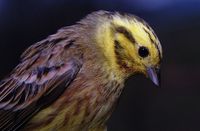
xmin=90 ymin=11 xmax=162 ymax=85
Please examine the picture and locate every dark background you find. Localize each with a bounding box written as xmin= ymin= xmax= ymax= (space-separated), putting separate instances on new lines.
xmin=0 ymin=0 xmax=200 ymax=131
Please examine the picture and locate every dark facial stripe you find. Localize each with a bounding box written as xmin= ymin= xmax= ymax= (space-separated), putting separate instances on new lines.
xmin=143 ymin=28 xmax=161 ymax=61
xmin=114 ymin=40 xmax=123 ymax=49
xmin=114 ymin=40 xmax=133 ymax=72
xmin=115 ymin=26 xmax=136 ymax=44
xmin=143 ymin=27 xmax=154 ymax=43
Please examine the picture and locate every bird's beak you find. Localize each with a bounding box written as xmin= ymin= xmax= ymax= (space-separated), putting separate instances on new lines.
xmin=146 ymin=67 xmax=161 ymax=87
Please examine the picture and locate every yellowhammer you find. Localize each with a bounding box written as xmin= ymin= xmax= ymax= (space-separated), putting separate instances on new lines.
xmin=0 ymin=10 xmax=162 ymax=131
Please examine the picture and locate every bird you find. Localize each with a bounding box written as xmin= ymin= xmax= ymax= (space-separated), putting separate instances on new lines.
xmin=0 ymin=10 xmax=162 ymax=131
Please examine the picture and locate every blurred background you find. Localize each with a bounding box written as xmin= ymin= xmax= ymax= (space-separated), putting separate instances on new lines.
xmin=0 ymin=0 xmax=200 ymax=131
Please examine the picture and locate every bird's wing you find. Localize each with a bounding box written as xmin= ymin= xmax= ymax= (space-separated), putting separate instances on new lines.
xmin=0 ymin=36 xmax=82 ymax=130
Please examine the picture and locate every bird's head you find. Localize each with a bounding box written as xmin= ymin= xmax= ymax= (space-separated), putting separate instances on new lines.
xmin=92 ymin=11 xmax=162 ymax=86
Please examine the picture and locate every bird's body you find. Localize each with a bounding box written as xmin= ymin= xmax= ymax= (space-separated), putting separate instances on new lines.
xmin=23 ymin=40 xmax=124 ymax=131
xmin=0 ymin=11 xmax=162 ymax=131
xmin=25 ymin=67 xmax=123 ymax=131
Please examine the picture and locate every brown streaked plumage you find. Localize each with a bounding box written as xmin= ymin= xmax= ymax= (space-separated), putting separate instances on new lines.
xmin=0 ymin=10 xmax=162 ymax=131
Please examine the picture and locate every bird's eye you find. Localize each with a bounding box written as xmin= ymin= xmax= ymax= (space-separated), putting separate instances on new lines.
xmin=138 ymin=46 xmax=149 ymax=58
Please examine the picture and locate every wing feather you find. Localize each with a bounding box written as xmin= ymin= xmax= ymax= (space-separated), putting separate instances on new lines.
xmin=0 ymin=36 xmax=82 ymax=130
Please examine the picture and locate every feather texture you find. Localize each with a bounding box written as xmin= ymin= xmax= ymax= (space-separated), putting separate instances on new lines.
xmin=0 ymin=36 xmax=82 ymax=130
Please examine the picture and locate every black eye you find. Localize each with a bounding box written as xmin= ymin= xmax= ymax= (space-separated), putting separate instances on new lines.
xmin=138 ymin=46 xmax=149 ymax=58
